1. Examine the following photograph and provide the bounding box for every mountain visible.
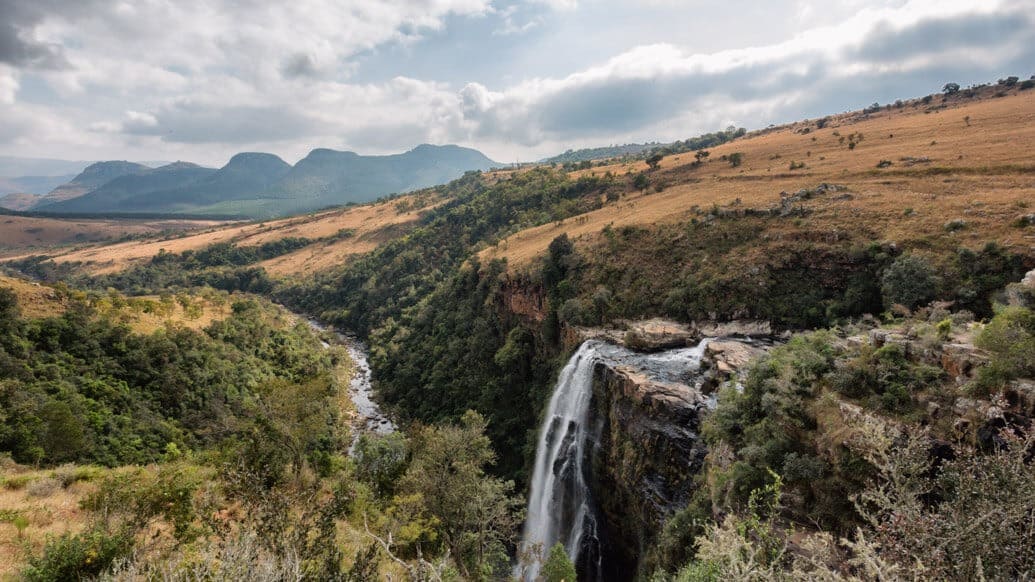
[34,144,499,218]
[250,144,499,216]
[113,152,292,214]
[0,193,40,211]
[31,161,153,208]
[540,143,658,164]
[44,162,216,214]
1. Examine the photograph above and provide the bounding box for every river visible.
[306,318,396,451]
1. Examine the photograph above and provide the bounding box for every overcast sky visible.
[0,0,1032,166]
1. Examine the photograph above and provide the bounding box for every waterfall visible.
[518,338,713,581]
[519,341,603,581]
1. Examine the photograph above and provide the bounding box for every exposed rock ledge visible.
[589,360,709,578]
[565,317,777,352]
[586,336,771,578]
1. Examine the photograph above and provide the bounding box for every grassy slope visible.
[6,191,440,277]
[0,275,230,334]
[481,89,1035,267]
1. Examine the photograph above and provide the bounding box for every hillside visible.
[482,89,1035,268]
[11,190,438,276]
[0,214,225,257]
[31,161,152,208]
[0,193,40,211]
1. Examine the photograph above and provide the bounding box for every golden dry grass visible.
[0,216,225,257]
[0,275,66,318]
[481,90,1035,267]
[0,466,99,581]
[13,193,438,277]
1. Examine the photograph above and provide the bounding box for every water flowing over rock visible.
[518,339,714,581]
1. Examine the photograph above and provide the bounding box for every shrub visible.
[541,543,577,582]
[974,306,1035,389]
[353,432,410,498]
[22,527,134,582]
[26,477,61,498]
[2,474,32,490]
[944,219,967,232]
[881,255,938,310]
[633,173,650,191]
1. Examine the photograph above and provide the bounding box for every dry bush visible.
[26,477,61,498]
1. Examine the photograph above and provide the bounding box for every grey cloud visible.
[464,9,1035,145]
[281,53,320,79]
[121,103,323,144]
[0,21,68,69]
[856,11,1031,62]
[0,0,107,69]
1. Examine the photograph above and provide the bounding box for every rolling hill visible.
[0,175,76,196]
[0,193,41,211]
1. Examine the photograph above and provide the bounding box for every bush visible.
[353,432,409,498]
[26,477,61,498]
[541,543,577,582]
[22,527,134,582]
[881,255,938,310]
[974,306,1035,389]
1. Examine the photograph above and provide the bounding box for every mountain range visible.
[20,145,499,219]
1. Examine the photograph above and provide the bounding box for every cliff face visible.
[588,361,710,577]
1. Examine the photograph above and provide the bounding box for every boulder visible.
[705,340,767,375]
[622,319,699,351]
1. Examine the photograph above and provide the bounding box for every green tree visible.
[633,173,650,191]
[354,432,410,497]
[728,152,743,167]
[646,153,664,170]
[943,82,960,95]
[880,254,938,311]
[541,543,577,582]
[39,400,87,463]
[400,411,523,579]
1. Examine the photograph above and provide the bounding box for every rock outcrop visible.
[583,337,768,578]
[588,361,709,578]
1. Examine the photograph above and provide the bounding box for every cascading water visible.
[519,341,604,581]
[518,339,712,581]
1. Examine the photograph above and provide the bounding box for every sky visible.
[0,0,1032,167]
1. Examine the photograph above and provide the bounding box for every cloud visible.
[116,102,323,144]
[0,0,1031,164]
[0,65,18,104]
[454,1,1035,148]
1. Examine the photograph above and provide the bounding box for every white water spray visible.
[518,339,712,580]
[519,341,603,580]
